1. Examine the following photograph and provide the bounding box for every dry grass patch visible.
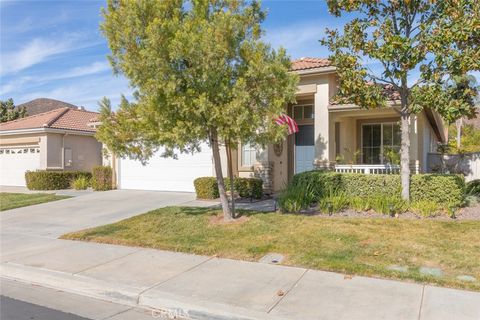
[62,206,480,291]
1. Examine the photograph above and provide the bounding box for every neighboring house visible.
[0,106,102,187]
[115,57,447,193]
[18,98,77,116]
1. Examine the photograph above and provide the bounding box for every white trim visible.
[360,122,400,164]
[293,66,337,75]
[328,101,401,111]
[0,127,96,136]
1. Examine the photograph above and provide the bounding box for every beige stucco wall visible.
[46,133,102,171]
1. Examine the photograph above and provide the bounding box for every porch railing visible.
[334,164,400,174]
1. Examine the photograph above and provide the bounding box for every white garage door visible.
[119,147,213,192]
[0,146,40,186]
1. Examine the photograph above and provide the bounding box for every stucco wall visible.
[43,133,102,171]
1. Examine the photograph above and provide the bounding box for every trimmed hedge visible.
[25,170,92,190]
[290,171,465,207]
[194,177,263,200]
[194,177,219,199]
[91,166,113,191]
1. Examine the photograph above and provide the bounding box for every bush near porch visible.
[194,177,263,200]
[25,170,92,190]
[279,171,465,214]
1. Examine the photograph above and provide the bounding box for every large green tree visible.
[322,0,479,201]
[98,0,298,219]
[1,98,26,122]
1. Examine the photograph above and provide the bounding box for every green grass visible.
[62,206,480,291]
[0,192,70,211]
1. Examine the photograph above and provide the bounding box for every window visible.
[241,142,257,167]
[292,104,314,121]
[362,123,401,164]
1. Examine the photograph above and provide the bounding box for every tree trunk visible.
[456,118,462,150]
[225,139,236,219]
[210,129,233,220]
[400,110,411,201]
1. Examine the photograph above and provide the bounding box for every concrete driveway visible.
[1,190,197,238]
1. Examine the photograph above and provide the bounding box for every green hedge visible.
[194,177,219,199]
[25,170,92,190]
[290,171,465,207]
[193,177,263,200]
[91,166,113,191]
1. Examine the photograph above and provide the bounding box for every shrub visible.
[91,166,113,191]
[231,177,263,199]
[410,174,465,207]
[72,176,90,190]
[25,170,92,190]
[193,177,263,200]
[318,192,349,213]
[368,195,407,215]
[411,200,441,217]
[288,171,464,208]
[194,177,219,199]
[278,179,317,212]
[466,179,480,196]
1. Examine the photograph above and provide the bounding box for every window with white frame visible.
[361,122,401,164]
[241,142,257,167]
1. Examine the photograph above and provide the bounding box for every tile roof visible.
[17,98,77,116]
[291,57,333,71]
[0,107,99,133]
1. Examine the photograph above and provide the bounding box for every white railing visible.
[334,164,401,174]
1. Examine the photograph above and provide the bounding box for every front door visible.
[295,125,315,173]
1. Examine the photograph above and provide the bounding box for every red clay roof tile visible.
[0,107,99,133]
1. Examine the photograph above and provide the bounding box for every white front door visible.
[0,146,41,186]
[119,145,213,192]
[295,125,315,174]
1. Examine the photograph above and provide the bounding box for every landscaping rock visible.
[259,253,285,264]
[387,265,409,273]
[419,267,443,277]
[457,275,477,282]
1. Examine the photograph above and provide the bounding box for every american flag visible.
[275,113,299,135]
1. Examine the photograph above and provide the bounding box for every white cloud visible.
[17,75,132,111]
[0,61,112,95]
[0,35,101,76]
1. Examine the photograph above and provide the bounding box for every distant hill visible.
[18,98,79,116]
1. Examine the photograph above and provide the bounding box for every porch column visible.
[313,80,330,168]
[409,115,420,172]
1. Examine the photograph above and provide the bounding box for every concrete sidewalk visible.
[1,191,479,319]
[2,236,479,320]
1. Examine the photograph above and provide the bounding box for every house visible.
[115,57,447,193]
[18,98,77,116]
[0,106,102,186]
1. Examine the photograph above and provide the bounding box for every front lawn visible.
[0,192,70,211]
[62,206,480,291]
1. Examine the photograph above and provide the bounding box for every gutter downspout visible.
[62,133,68,170]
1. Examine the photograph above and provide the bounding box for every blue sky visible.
[1,0,343,111]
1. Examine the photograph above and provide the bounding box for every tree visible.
[322,0,479,201]
[1,98,26,122]
[98,0,298,220]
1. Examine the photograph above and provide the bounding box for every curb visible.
[0,262,287,320]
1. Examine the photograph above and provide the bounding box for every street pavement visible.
[1,190,479,320]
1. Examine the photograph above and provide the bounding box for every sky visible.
[2,1,475,112]
[0,0,344,111]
